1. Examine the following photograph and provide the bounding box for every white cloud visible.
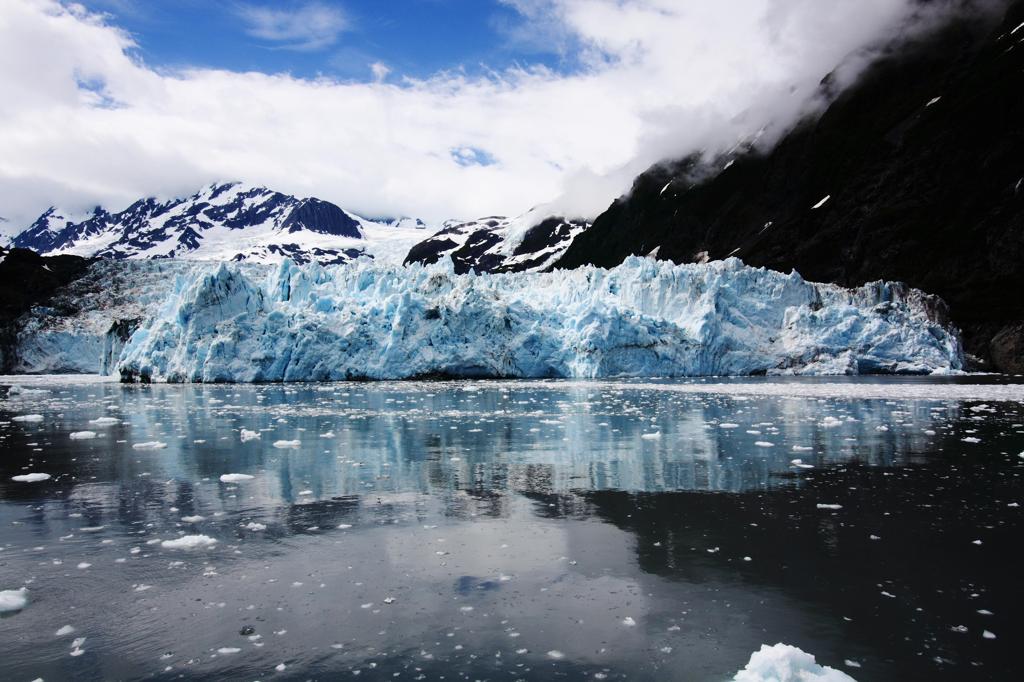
[369,61,391,82]
[0,0,970,228]
[237,1,348,51]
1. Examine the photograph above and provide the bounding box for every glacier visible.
[113,256,963,382]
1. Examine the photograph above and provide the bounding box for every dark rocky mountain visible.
[404,213,589,274]
[0,247,93,372]
[554,1,1024,372]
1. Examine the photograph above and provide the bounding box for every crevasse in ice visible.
[116,256,963,382]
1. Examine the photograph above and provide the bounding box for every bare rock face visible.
[990,323,1024,375]
[0,248,93,372]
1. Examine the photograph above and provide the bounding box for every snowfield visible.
[112,255,962,382]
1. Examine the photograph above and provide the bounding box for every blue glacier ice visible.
[115,256,963,382]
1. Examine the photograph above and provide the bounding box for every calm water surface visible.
[1,377,1022,681]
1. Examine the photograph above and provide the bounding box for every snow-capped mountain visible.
[404,209,590,274]
[9,183,432,266]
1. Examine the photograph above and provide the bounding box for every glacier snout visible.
[116,256,963,382]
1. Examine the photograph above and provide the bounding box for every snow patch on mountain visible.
[115,256,963,382]
[404,208,590,274]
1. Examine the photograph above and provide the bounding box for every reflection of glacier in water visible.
[1,379,976,500]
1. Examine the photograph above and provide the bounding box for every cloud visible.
[237,1,348,51]
[369,61,391,82]
[0,0,980,228]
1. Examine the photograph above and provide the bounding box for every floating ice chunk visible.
[76,562,91,569]
[132,441,167,450]
[70,431,97,440]
[961,437,981,443]
[337,523,353,529]
[242,522,267,531]
[733,643,856,681]
[982,630,996,639]
[220,473,254,483]
[217,647,241,654]
[56,624,76,636]
[622,616,636,626]
[641,432,662,440]
[180,515,205,523]
[811,195,831,210]
[792,445,813,452]
[547,650,565,659]
[12,414,44,423]
[161,535,217,550]
[89,417,120,426]
[12,473,50,482]
[273,439,301,449]
[754,441,774,448]
[817,504,843,510]
[0,588,28,613]
[298,490,313,496]
[820,416,843,428]
[926,96,941,107]
[240,429,261,442]
[276,663,287,671]
[844,660,862,668]
[719,423,740,429]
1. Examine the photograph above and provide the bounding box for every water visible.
[1,377,1022,681]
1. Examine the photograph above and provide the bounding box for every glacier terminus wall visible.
[91,256,966,382]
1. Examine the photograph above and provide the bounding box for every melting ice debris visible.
[56,624,76,636]
[69,431,97,440]
[88,417,120,426]
[242,522,267,531]
[220,473,255,483]
[12,473,50,482]
[160,534,217,549]
[180,515,205,523]
[817,503,843,510]
[116,257,963,381]
[273,439,301,449]
[132,441,167,450]
[732,643,857,681]
[811,195,831,209]
[240,429,261,442]
[622,616,637,627]
[641,432,661,440]
[0,587,29,613]
[12,414,44,423]
[547,650,565,659]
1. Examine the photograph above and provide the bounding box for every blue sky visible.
[80,0,570,81]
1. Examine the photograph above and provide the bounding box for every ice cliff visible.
[114,256,963,382]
